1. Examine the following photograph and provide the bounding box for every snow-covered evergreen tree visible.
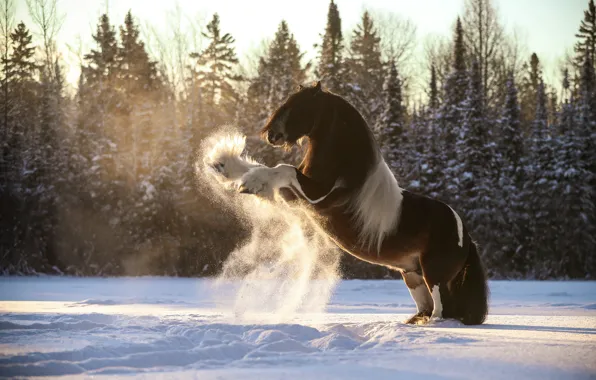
[429,64,439,111]
[436,17,467,202]
[263,21,310,111]
[189,13,241,131]
[345,11,384,125]
[520,53,542,128]
[523,81,560,277]
[375,58,405,177]
[574,0,595,72]
[244,20,309,166]
[455,59,496,268]
[315,0,345,94]
[490,72,528,277]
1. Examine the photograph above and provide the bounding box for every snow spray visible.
[197,128,340,323]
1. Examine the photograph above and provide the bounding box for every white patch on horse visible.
[448,205,464,247]
[350,156,403,256]
[409,284,433,313]
[431,285,443,319]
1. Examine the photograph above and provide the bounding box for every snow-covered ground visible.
[0,277,595,379]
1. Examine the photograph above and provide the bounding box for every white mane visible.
[349,152,403,256]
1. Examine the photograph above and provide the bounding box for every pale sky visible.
[14,0,587,92]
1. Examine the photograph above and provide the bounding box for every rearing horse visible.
[209,81,489,325]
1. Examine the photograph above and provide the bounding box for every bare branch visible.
[0,0,14,63]
[370,10,417,67]
[25,0,65,73]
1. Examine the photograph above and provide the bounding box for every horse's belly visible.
[312,213,420,272]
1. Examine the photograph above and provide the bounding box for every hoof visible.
[405,312,431,325]
[238,186,253,194]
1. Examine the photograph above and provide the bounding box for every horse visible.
[207,81,489,325]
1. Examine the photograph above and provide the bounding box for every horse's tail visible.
[450,240,489,325]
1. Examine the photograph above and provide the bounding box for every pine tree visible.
[1,22,62,273]
[559,68,575,136]
[118,11,160,96]
[421,109,444,200]
[458,59,489,185]
[553,86,595,278]
[315,0,344,94]
[375,58,405,177]
[345,11,384,124]
[4,22,38,83]
[440,18,467,148]
[245,21,310,165]
[84,14,118,85]
[500,72,524,170]
[525,81,559,277]
[456,59,494,265]
[35,59,66,270]
[520,53,543,127]
[436,18,467,201]
[574,0,596,70]
[575,53,596,276]
[429,64,439,110]
[74,14,127,273]
[4,21,39,183]
[116,11,163,181]
[493,72,527,277]
[264,20,310,109]
[578,54,596,127]
[189,13,241,131]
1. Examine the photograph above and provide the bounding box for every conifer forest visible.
[0,0,594,279]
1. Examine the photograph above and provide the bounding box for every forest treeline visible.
[0,0,594,279]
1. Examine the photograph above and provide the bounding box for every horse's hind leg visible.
[402,271,433,324]
[420,246,468,322]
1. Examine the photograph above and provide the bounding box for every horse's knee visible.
[403,271,433,315]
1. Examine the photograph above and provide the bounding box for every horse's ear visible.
[314,80,322,94]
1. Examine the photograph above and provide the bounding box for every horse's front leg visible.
[237,164,296,200]
[238,164,340,204]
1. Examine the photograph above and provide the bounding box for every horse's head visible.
[261,81,323,147]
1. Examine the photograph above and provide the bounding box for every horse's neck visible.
[301,95,377,189]
[300,99,340,185]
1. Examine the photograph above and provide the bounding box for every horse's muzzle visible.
[267,130,284,145]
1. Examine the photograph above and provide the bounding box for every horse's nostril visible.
[267,130,283,144]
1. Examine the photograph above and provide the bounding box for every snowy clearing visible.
[0,277,595,379]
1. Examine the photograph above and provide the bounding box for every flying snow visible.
[197,128,341,322]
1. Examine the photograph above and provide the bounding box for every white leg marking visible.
[431,285,443,319]
[238,165,294,198]
[409,284,432,313]
[448,205,463,247]
[239,164,342,204]
[203,133,261,182]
